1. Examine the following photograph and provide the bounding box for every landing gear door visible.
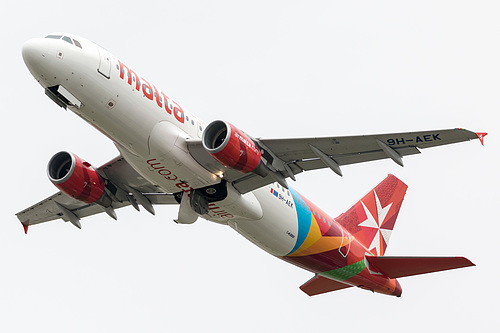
[97,47,111,79]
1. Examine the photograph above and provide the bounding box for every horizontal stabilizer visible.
[300,275,352,296]
[366,256,475,279]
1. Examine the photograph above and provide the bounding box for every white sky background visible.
[1,1,498,332]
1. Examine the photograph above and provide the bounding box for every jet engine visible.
[47,151,109,205]
[202,120,266,175]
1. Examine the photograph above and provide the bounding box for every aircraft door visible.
[97,47,111,79]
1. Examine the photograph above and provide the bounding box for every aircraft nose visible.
[22,38,43,68]
[22,38,53,80]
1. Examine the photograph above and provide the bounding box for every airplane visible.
[17,33,487,297]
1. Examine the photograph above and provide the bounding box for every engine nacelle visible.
[47,151,106,204]
[202,120,263,174]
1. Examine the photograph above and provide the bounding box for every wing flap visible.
[300,274,352,296]
[296,146,420,171]
[366,256,475,279]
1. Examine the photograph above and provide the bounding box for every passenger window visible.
[62,36,73,45]
[45,35,62,39]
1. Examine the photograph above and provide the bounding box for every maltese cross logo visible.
[358,191,393,256]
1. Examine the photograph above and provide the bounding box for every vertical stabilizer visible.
[335,174,408,256]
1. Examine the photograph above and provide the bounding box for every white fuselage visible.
[22,33,301,257]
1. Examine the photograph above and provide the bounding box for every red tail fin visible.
[335,174,408,256]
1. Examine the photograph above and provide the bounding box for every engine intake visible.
[48,151,106,204]
[202,120,264,174]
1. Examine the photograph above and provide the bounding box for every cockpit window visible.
[44,34,83,49]
[62,36,73,45]
[73,39,82,48]
[45,35,63,39]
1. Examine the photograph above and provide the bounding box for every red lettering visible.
[118,60,140,91]
[173,103,185,124]
[147,159,177,181]
[164,174,178,181]
[158,169,172,176]
[141,78,154,101]
[152,84,162,108]
[161,92,172,114]
[117,60,186,125]
[147,159,163,169]
[176,182,190,189]
[206,204,234,219]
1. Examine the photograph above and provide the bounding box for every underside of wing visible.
[260,128,480,162]
[16,156,178,232]
[187,128,483,194]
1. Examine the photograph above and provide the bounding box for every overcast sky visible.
[2,1,498,332]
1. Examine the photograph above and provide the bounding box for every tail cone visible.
[392,280,402,297]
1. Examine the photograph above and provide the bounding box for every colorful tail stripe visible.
[287,188,351,257]
[287,188,313,255]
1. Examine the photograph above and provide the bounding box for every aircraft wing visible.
[16,156,178,232]
[187,128,485,193]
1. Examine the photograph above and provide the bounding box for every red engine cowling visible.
[202,120,262,173]
[47,151,106,203]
